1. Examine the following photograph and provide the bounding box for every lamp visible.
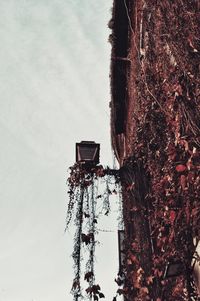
[164,260,185,278]
[76,141,100,166]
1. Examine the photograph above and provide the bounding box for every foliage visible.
[66,164,120,301]
[110,0,200,300]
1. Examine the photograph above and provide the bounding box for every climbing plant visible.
[66,163,121,301]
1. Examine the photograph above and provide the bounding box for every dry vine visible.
[66,164,121,301]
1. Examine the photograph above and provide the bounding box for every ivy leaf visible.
[185,204,190,224]
[140,286,149,294]
[180,174,186,190]
[153,268,163,278]
[130,206,138,212]
[129,254,139,264]
[84,271,94,282]
[68,189,74,195]
[81,233,91,245]
[88,232,94,241]
[86,287,92,294]
[72,280,80,290]
[176,164,186,172]
[95,284,101,291]
[84,212,90,218]
[126,182,135,191]
[170,210,176,224]
[146,275,154,285]
[115,277,124,286]
[98,292,105,298]
[117,289,125,295]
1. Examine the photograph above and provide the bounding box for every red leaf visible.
[129,254,139,264]
[176,164,186,172]
[180,174,186,190]
[170,210,176,224]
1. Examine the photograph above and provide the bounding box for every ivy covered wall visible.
[110,0,200,300]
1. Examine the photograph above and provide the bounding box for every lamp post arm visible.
[103,168,120,177]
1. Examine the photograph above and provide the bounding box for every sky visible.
[0,1,121,300]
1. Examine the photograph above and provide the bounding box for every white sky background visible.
[0,1,121,300]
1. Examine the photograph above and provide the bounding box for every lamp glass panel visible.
[165,261,184,278]
[78,145,97,161]
[167,263,182,276]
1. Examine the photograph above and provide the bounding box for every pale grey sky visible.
[0,1,120,300]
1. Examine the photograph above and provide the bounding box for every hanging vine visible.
[71,185,84,301]
[66,163,120,301]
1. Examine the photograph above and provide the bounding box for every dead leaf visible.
[146,275,154,285]
[140,286,149,294]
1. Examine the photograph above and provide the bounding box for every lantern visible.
[164,260,185,278]
[76,141,100,166]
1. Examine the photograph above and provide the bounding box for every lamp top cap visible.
[80,141,96,144]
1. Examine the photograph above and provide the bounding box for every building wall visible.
[110,0,200,299]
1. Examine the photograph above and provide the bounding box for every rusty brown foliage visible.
[110,0,200,300]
